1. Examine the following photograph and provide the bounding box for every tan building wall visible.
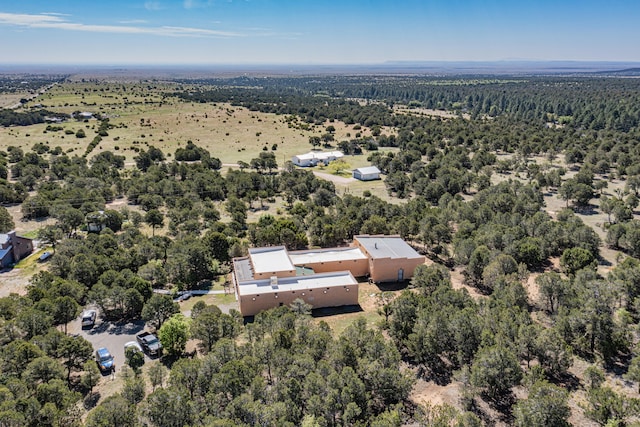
[299,258,369,278]
[253,269,297,280]
[238,283,359,317]
[368,257,424,283]
[352,238,425,283]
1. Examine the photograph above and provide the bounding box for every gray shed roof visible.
[355,235,423,260]
[353,166,381,175]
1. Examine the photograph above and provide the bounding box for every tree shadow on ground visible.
[83,392,100,410]
[417,363,452,386]
[87,319,145,336]
[482,392,516,425]
[311,304,363,318]
[375,281,410,292]
[554,371,582,392]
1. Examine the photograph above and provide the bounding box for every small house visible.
[292,152,318,167]
[292,151,344,167]
[0,231,33,268]
[352,166,381,181]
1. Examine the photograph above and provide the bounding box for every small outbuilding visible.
[0,231,33,268]
[352,166,381,181]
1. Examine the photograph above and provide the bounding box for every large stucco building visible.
[232,235,425,316]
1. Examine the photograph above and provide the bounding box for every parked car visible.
[38,251,52,262]
[81,310,97,328]
[175,291,193,302]
[124,341,143,355]
[136,331,162,356]
[95,347,115,373]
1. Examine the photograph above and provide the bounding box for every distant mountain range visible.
[1,61,640,77]
[590,67,640,76]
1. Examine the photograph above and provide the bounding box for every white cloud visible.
[119,19,149,24]
[183,0,215,10]
[161,26,242,37]
[144,2,164,11]
[0,12,243,37]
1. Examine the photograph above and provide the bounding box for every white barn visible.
[353,166,381,181]
[292,151,344,167]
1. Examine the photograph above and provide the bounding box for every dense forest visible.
[0,74,640,425]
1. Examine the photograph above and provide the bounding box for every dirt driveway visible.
[312,171,356,184]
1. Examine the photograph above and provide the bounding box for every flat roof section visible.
[289,247,367,265]
[237,270,357,296]
[355,235,423,259]
[248,246,295,275]
[232,257,254,282]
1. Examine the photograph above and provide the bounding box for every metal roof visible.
[353,166,381,175]
[237,270,357,296]
[249,246,295,274]
[355,235,423,260]
[232,257,254,282]
[0,248,11,260]
[289,247,367,265]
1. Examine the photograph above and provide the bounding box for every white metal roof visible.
[293,151,344,161]
[353,166,381,175]
[293,152,317,160]
[248,246,295,274]
[237,270,357,296]
[289,247,367,265]
[315,151,344,160]
[355,235,423,260]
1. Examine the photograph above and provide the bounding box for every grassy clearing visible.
[313,280,385,336]
[14,247,50,271]
[178,292,238,313]
[3,82,387,167]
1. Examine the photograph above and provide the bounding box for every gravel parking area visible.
[68,317,149,374]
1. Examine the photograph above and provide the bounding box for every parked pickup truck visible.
[136,331,162,356]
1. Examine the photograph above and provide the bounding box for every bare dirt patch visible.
[394,105,470,120]
[0,268,32,298]
[450,266,485,300]
[410,374,462,408]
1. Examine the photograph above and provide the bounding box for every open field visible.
[1,81,388,166]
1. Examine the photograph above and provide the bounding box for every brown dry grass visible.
[1,82,390,167]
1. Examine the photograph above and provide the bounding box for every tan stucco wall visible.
[300,258,369,278]
[238,283,359,317]
[369,257,425,283]
[253,269,297,280]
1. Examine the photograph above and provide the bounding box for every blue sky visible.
[0,0,638,65]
